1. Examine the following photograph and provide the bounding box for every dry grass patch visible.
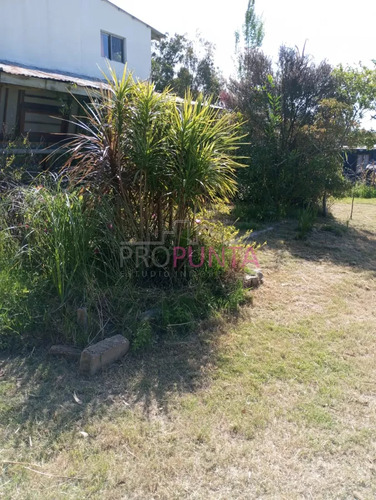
[1,200,376,499]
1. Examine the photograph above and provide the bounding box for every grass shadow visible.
[0,317,229,458]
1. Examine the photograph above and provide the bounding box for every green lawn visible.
[1,199,376,499]
[337,197,376,205]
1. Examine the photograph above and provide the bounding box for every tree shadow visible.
[0,318,227,457]
[249,216,376,274]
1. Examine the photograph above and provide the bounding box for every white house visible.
[0,0,163,146]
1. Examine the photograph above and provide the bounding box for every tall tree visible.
[151,33,223,99]
[333,63,376,135]
[235,0,264,76]
[243,0,264,49]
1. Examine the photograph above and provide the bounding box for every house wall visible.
[0,0,152,81]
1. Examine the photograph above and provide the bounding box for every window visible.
[101,32,125,63]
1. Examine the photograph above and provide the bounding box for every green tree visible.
[333,63,376,147]
[243,0,264,49]
[235,0,264,77]
[151,33,223,99]
[228,46,354,217]
[334,63,376,121]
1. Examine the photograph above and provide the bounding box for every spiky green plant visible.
[62,67,245,246]
[170,91,244,238]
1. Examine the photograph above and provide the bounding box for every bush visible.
[229,47,350,218]
[63,68,244,247]
[350,182,376,198]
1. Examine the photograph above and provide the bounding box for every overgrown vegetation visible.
[350,181,376,198]
[226,47,357,219]
[150,3,376,224]
[296,205,317,240]
[0,71,252,349]
[0,136,41,191]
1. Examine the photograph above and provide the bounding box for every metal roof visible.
[0,63,222,109]
[0,62,104,88]
[0,62,108,95]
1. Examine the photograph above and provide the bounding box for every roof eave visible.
[151,28,165,41]
[103,0,164,41]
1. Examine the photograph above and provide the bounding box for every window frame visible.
[100,31,126,64]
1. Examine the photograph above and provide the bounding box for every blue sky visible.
[114,0,376,78]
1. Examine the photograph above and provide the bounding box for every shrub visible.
[63,67,245,246]
[229,48,351,218]
[351,182,376,199]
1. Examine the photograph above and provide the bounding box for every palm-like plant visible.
[126,81,174,240]
[62,68,245,245]
[170,92,244,230]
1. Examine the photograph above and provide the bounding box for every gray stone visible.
[244,274,259,288]
[140,308,160,321]
[255,269,264,281]
[49,345,81,359]
[80,335,130,375]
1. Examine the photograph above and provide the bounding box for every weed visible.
[132,320,153,350]
[296,206,317,239]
